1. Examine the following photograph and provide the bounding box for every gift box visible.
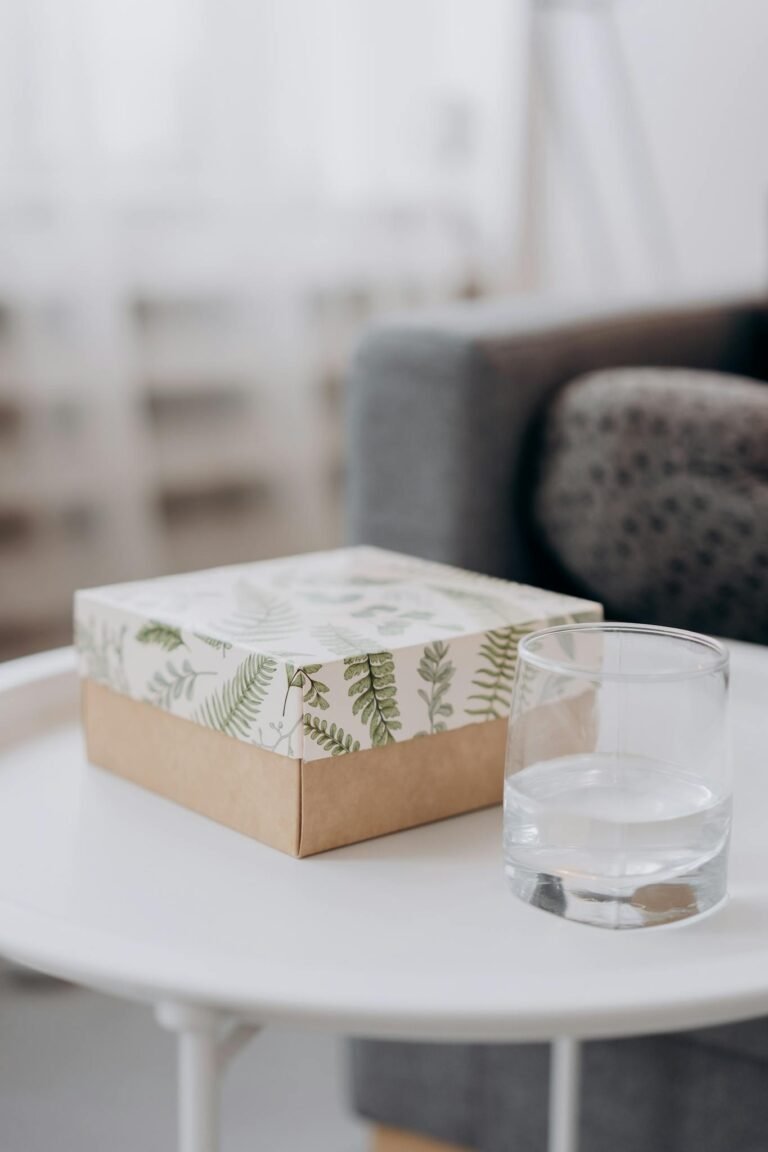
[75,547,601,856]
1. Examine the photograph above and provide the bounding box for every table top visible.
[0,644,766,1043]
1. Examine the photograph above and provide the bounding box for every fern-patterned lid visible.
[75,546,601,761]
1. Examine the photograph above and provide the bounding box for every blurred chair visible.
[346,292,768,1152]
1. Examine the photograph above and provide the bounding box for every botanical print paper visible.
[75,546,601,761]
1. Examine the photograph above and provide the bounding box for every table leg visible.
[157,1002,222,1152]
[156,1002,260,1152]
[549,1037,581,1152]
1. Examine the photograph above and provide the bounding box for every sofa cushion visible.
[533,367,768,642]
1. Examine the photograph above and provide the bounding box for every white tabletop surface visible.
[0,644,766,1044]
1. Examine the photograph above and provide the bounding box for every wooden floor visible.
[374,1125,470,1152]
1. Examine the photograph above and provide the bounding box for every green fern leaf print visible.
[196,654,278,739]
[310,623,377,657]
[303,716,361,756]
[147,659,213,710]
[282,663,330,715]
[193,633,232,655]
[343,651,401,746]
[416,640,455,734]
[136,621,187,652]
[465,625,530,721]
[76,618,129,693]
[350,603,398,618]
[222,584,298,642]
[427,583,521,625]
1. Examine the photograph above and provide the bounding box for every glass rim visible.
[518,622,729,683]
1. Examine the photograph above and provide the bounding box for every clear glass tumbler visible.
[504,623,731,929]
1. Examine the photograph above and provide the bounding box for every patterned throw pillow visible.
[533,367,768,643]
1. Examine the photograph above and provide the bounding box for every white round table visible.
[0,644,766,1152]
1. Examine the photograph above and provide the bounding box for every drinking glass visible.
[504,623,731,929]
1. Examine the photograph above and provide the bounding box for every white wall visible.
[533,0,768,297]
[3,0,764,298]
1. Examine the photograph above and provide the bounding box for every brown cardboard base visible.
[299,714,506,856]
[83,679,302,854]
[82,680,506,857]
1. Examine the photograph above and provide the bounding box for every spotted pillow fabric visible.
[533,367,768,643]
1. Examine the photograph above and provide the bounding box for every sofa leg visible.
[373,1124,472,1152]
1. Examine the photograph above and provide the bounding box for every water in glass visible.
[504,752,731,928]
[503,624,732,929]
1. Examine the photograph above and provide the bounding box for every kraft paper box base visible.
[76,547,602,857]
[83,679,507,857]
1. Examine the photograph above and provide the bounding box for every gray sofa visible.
[346,293,768,1151]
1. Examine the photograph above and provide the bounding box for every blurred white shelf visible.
[0,540,108,621]
[0,199,485,659]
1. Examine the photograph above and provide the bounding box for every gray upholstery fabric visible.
[351,1030,768,1152]
[581,1033,768,1152]
[349,1040,549,1150]
[534,367,768,643]
[347,294,765,584]
[345,294,768,1152]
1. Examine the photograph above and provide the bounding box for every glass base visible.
[505,842,729,929]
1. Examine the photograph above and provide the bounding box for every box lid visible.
[75,546,601,761]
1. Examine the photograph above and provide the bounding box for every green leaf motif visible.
[310,623,377,657]
[223,585,299,642]
[303,591,363,605]
[466,625,531,721]
[376,608,434,637]
[147,659,213,710]
[136,621,187,652]
[427,583,520,626]
[556,628,576,660]
[194,633,232,656]
[416,640,455,735]
[528,611,598,706]
[345,576,400,587]
[516,659,538,710]
[196,654,278,739]
[76,617,129,694]
[376,619,410,637]
[270,650,323,661]
[343,651,401,746]
[350,603,398,618]
[283,662,330,715]
[304,716,361,756]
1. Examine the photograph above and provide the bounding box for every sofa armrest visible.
[346,293,765,582]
